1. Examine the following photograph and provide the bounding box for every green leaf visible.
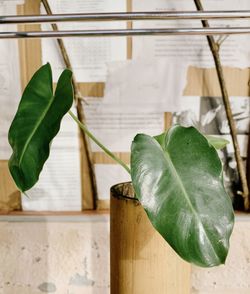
[8,63,73,192]
[131,125,234,267]
[206,135,230,150]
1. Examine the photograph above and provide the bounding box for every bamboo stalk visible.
[41,0,98,209]
[194,0,249,210]
[110,182,191,294]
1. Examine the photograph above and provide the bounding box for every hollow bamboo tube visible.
[110,182,191,294]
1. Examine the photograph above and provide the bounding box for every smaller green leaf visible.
[206,135,230,150]
[8,63,73,192]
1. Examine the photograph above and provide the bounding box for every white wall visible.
[0,216,110,294]
[0,216,249,294]
[192,217,250,294]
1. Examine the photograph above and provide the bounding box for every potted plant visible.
[7,63,234,292]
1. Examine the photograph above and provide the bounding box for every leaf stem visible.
[68,110,131,175]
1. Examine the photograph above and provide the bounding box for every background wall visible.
[0,216,249,294]
[0,216,110,294]
[192,217,250,294]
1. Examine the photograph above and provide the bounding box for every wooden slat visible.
[164,112,173,130]
[53,83,105,98]
[0,161,21,212]
[126,0,133,60]
[0,0,43,213]
[97,200,110,210]
[80,133,95,209]
[184,66,250,97]
[75,83,105,98]
[93,152,130,165]
[17,0,42,91]
[0,209,109,216]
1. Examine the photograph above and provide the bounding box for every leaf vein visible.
[163,150,220,263]
[18,94,54,167]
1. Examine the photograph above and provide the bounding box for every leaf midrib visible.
[163,148,220,263]
[19,94,54,167]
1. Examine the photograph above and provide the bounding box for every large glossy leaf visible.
[131,125,234,267]
[8,63,73,192]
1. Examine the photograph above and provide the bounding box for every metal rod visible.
[1,11,250,24]
[1,27,250,39]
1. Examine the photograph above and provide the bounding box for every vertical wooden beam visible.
[0,0,41,211]
[81,136,95,210]
[17,0,42,91]
[164,112,173,130]
[0,161,21,212]
[126,0,132,60]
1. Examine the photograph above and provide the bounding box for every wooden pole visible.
[110,182,191,294]
[193,0,249,210]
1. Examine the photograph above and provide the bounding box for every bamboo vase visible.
[110,182,191,294]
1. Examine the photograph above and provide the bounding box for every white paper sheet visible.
[22,110,82,211]
[0,3,22,159]
[41,0,127,82]
[84,97,164,152]
[102,59,188,113]
[133,0,250,68]
[95,164,130,200]
[1,0,24,4]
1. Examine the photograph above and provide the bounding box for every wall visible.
[0,216,250,294]
[0,216,109,294]
[192,216,250,294]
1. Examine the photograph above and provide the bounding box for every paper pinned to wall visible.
[102,59,188,113]
[84,97,164,152]
[41,0,127,82]
[95,164,130,200]
[22,110,82,211]
[1,0,24,4]
[133,0,250,68]
[84,91,166,199]
[0,3,22,160]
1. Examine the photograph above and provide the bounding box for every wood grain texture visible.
[126,0,132,60]
[93,152,130,164]
[79,133,95,209]
[184,66,250,97]
[17,0,42,92]
[164,112,173,130]
[97,199,110,210]
[0,161,21,212]
[110,182,191,294]
[0,0,41,213]
[0,209,108,216]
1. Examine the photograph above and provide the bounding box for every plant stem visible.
[41,0,98,209]
[68,110,131,175]
[194,0,249,210]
